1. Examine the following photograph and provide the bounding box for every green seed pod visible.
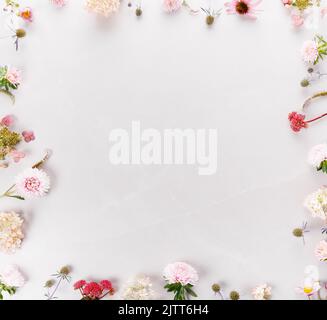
[206,15,215,26]
[230,291,240,300]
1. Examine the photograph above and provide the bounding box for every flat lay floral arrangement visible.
[1,0,327,301]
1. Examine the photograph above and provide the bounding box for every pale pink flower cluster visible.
[0,265,25,288]
[163,0,183,13]
[301,40,319,64]
[163,262,198,286]
[51,0,66,7]
[252,283,272,300]
[315,240,327,262]
[304,187,327,220]
[15,168,50,199]
[85,0,120,17]
[308,144,327,168]
[0,212,24,253]
[5,67,22,86]
[121,276,155,300]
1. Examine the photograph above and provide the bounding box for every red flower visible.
[82,282,103,299]
[100,280,112,291]
[74,280,86,290]
[288,111,307,132]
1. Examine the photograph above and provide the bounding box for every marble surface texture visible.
[1,0,327,300]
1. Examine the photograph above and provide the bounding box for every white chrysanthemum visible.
[0,212,24,253]
[85,0,120,17]
[0,265,25,288]
[121,276,155,300]
[252,284,272,300]
[304,187,327,220]
[15,168,50,199]
[163,262,199,286]
[308,144,327,168]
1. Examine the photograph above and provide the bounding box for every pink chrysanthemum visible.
[15,168,50,199]
[225,0,262,19]
[163,0,183,13]
[163,262,199,286]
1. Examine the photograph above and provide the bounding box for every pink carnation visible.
[163,262,199,286]
[15,168,50,199]
[163,0,183,13]
[288,112,307,132]
[308,144,327,168]
[315,240,327,262]
[0,265,25,288]
[5,68,22,86]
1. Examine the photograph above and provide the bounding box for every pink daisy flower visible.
[15,168,50,199]
[225,0,262,19]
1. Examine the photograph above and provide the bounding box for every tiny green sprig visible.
[164,283,197,300]
[314,35,327,65]
[0,282,16,300]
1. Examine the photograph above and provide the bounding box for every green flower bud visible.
[230,291,240,300]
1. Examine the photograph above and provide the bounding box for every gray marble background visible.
[1,0,327,300]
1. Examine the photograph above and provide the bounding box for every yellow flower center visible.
[303,287,313,294]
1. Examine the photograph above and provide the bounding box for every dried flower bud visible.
[59,266,70,275]
[206,15,215,25]
[307,68,314,73]
[16,29,26,38]
[230,291,240,300]
[293,228,303,237]
[301,79,310,87]
[135,8,142,16]
[44,280,55,288]
[212,283,221,293]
